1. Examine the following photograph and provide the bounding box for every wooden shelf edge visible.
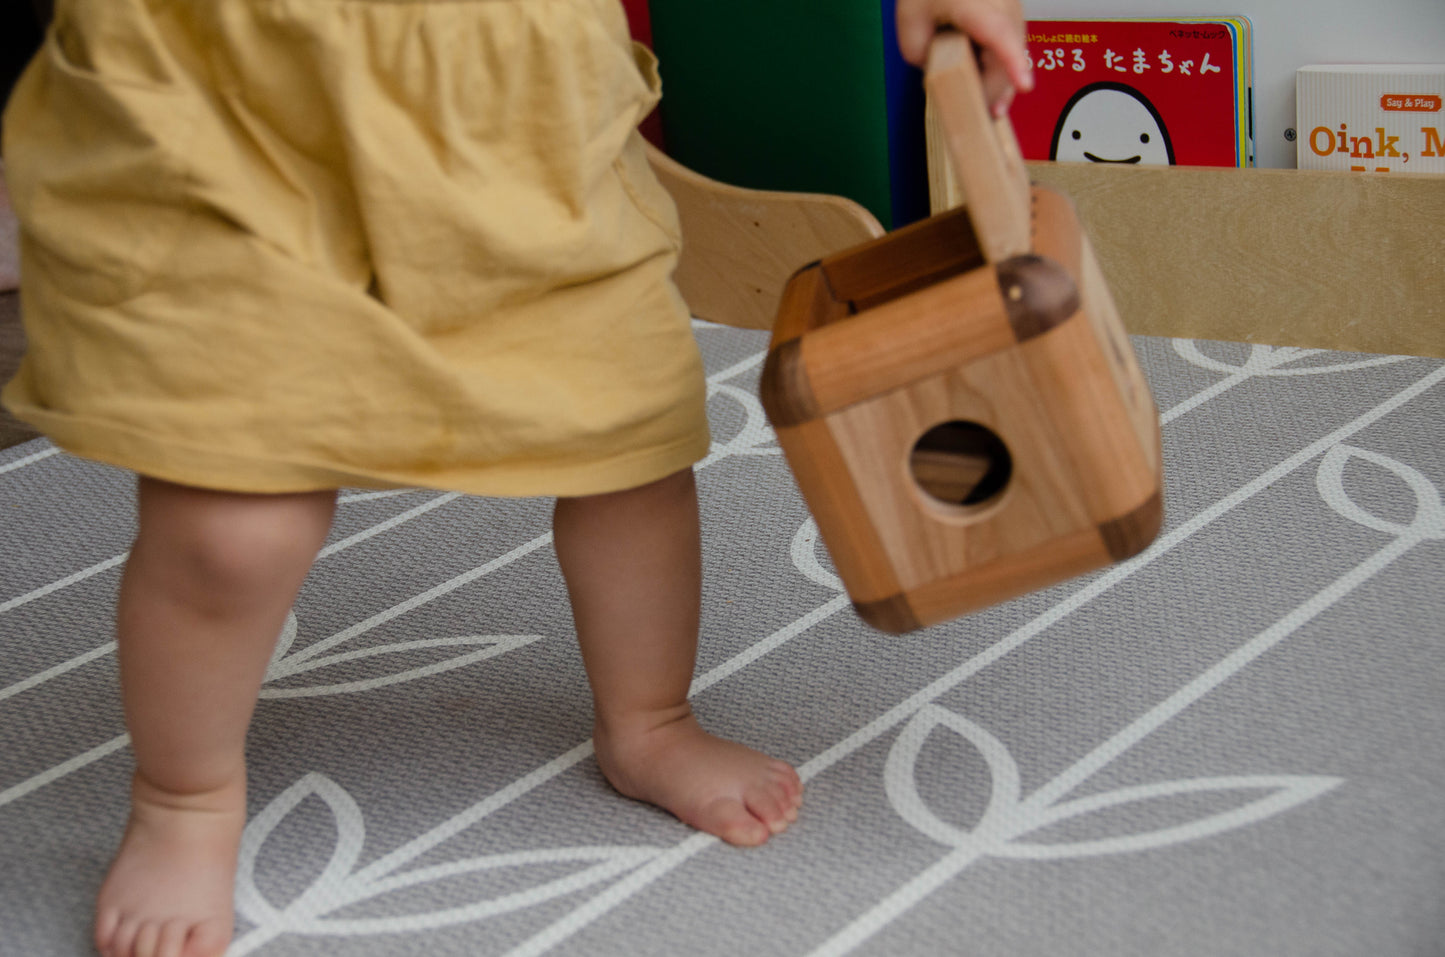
[929,129,1444,357]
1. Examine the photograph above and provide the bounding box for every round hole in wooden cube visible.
[909,421,1012,508]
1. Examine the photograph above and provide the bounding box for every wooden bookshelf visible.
[927,108,1445,358]
[1026,163,1442,358]
[658,135,1443,360]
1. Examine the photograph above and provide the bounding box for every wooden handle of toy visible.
[925,32,1032,261]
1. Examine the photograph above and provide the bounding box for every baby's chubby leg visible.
[96,478,335,957]
[553,469,802,846]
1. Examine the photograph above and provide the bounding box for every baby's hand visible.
[895,0,1034,115]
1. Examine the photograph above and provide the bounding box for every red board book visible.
[1012,19,1249,168]
[619,0,653,46]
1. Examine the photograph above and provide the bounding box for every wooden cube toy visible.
[759,37,1164,633]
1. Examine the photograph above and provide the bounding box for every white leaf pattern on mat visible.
[819,447,1445,955]
[264,611,302,675]
[883,705,1019,851]
[234,773,662,946]
[996,776,1342,859]
[510,366,1445,957]
[236,773,367,932]
[882,706,1340,859]
[699,381,782,468]
[298,846,661,936]
[261,610,541,699]
[5,326,1442,956]
[1173,340,1410,377]
[1163,341,1412,425]
[1317,445,1445,542]
[791,518,844,593]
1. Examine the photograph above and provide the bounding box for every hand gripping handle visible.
[925,33,1033,262]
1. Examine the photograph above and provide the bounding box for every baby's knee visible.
[132,480,333,601]
[177,522,313,592]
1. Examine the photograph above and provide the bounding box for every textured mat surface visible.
[2,324,1443,956]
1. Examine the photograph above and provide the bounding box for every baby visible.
[0,0,1030,955]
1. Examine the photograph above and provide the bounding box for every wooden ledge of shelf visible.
[653,134,1442,358]
[943,159,1444,359]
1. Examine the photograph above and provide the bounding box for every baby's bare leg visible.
[553,468,802,846]
[95,478,335,957]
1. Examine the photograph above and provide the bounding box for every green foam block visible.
[650,0,913,229]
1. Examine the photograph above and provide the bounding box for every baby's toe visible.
[746,785,798,834]
[772,763,804,803]
[705,797,773,846]
[133,919,162,957]
[95,907,122,956]
[154,919,190,957]
[106,914,141,957]
[181,918,233,957]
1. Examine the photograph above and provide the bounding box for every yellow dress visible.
[1,0,711,497]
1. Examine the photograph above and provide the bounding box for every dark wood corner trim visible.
[1098,489,1165,562]
[853,595,922,635]
[995,254,1081,342]
[758,338,818,429]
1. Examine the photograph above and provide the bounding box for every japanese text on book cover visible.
[1012,19,1251,168]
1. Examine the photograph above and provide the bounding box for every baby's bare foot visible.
[94,773,244,957]
[594,712,803,846]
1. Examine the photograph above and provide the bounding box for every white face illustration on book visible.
[1053,88,1173,165]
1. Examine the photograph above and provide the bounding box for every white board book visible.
[1296,64,1445,173]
